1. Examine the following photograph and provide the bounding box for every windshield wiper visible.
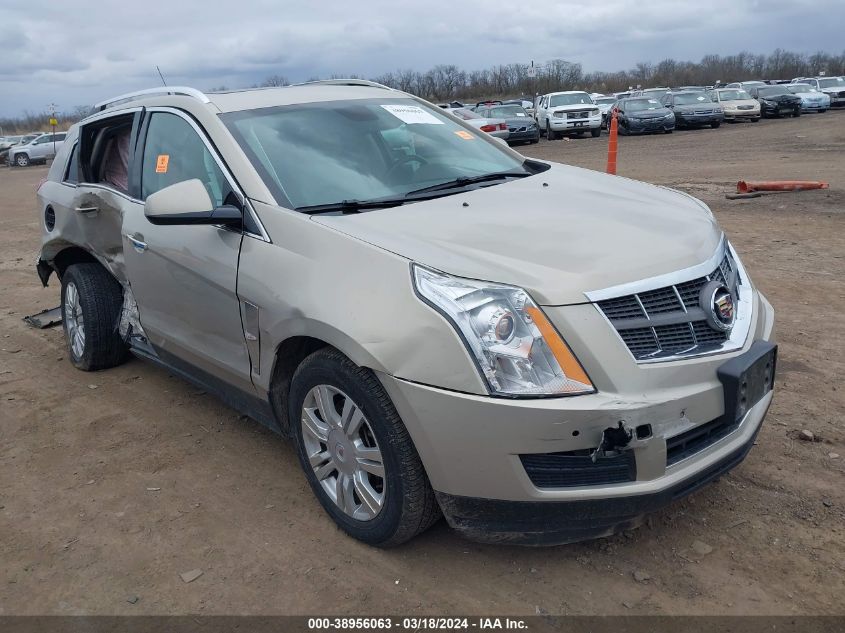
[404,170,532,196]
[297,198,410,215]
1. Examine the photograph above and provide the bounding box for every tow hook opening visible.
[591,421,634,462]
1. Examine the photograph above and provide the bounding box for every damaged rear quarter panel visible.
[38,182,128,283]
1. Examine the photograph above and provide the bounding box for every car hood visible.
[721,99,760,108]
[628,109,672,118]
[791,91,827,99]
[549,103,597,114]
[759,94,800,102]
[312,163,721,305]
[504,116,536,126]
[673,104,717,112]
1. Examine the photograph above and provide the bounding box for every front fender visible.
[240,201,487,399]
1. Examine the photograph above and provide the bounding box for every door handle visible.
[124,233,147,252]
[75,205,99,214]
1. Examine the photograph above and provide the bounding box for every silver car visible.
[444,107,510,140]
[9,132,67,167]
[36,82,776,546]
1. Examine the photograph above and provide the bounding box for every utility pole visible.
[48,103,58,159]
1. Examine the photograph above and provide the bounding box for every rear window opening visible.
[78,113,136,194]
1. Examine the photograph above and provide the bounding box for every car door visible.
[121,108,254,393]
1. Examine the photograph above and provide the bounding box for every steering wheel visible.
[385,154,429,177]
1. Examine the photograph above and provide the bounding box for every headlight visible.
[412,265,595,397]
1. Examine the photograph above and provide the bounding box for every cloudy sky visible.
[1,0,842,117]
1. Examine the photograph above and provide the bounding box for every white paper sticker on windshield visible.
[647,99,659,104]
[381,104,443,125]
[515,112,526,116]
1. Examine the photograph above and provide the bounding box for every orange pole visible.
[737,180,829,193]
[606,110,618,175]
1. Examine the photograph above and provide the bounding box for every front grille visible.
[566,109,597,119]
[520,450,636,488]
[666,416,740,466]
[596,250,739,361]
[693,109,714,114]
[738,105,754,110]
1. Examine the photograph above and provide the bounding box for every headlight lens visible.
[412,265,595,396]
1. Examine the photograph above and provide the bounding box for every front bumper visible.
[548,116,601,132]
[624,118,674,133]
[800,102,828,112]
[507,128,540,143]
[675,113,724,126]
[435,397,767,545]
[761,102,799,116]
[723,109,759,120]
[378,288,775,544]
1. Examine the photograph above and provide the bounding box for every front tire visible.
[590,128,601,138]
[546,122,556,141]
[14,153,30,167]
[61,263,128,371]
[711,122,721,128]
[289,348,440,546]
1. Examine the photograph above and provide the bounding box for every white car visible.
[790,77,845,107]
[785,83,830,113]
[535,91,601,139]
[8,132,67,167]
[592,95,618,128]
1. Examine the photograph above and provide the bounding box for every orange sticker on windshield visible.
[155,154,170,173]
[454,130,474,140]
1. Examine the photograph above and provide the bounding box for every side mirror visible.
[144,179,242,227]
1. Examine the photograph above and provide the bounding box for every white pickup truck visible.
[535,91,602,139]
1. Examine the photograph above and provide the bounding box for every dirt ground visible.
[1,112,843,617]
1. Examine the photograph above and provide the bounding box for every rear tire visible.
[289,348,440,547]
[61,263,128,371]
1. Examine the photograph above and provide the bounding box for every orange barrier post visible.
[606,110,618,175]
[737,180,829,193]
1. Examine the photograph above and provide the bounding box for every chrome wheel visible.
[300,385,386,521]
[64,281,85,359]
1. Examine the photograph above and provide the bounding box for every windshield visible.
[673,92,710,105]
[221,98,528,210]
[718,89,751,100]
[786,84,812,93]
[758,87,788,97]
[549,93,592,107]
[818,77,845,89]
[625,98,663,112]
[486,105,528,118]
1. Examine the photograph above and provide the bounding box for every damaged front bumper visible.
[377,330,775,545]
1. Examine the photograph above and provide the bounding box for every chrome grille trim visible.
[586,237,754,363]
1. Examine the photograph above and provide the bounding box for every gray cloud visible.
[0,0,843,116]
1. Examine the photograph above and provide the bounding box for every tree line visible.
[3,48,843,134]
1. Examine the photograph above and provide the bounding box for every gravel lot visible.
[0,112,843,616]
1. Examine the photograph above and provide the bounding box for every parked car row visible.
[0,132,41,164]
[3,131,67,166]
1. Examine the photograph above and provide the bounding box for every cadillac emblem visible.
[700,281,736,332]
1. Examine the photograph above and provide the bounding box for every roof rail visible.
[295,79,394,91]
[94,86,210,111]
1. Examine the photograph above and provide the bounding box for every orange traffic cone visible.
[606,110,618,175]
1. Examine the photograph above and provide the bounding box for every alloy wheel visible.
[300,385,386,521]
[64,281,86,359]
